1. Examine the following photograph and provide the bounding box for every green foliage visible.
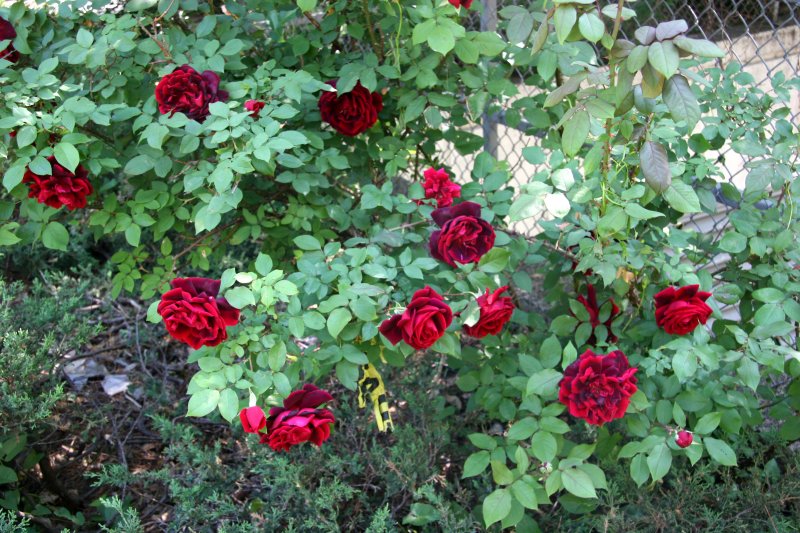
[0,0,799,529]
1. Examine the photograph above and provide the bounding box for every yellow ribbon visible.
[357,363,394,432]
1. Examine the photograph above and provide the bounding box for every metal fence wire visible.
[440,0,800,237]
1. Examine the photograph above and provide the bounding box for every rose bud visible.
[244,99,265,118]
[240,406,267,434]
[675,430,693,448]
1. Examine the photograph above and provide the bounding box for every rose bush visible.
[1,0,799,529]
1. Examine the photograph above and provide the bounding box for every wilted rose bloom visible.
[416,167,461,208]
[379,286,453,350]
[675,430,693,448]
[244,99,265,118]
[318,80,383,136]
[240,406,267,434]
[576,284,621,344]
[157,277,240,349]
[263,384,335,452]
[155,65,228,122]
[0,16,18,63]
[23,156,93,210]
[654,284,712,335]
[429,201,495,267]
[463,286,515,338]
[559,349,638,426]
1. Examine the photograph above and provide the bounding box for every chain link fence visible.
[441,0,800,237]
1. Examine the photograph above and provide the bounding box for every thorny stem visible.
[361,0,385,61]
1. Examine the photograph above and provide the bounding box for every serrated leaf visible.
[648,41,680,79]
[647,443,672,481]
[217,389,239,421]
[663,74,700,131]
[483,489,512,527]
[327,308,352,339]
[664,181,701,213]
[655,19,688,41]
[704,437,737,466]
[42,221,69,251]
[562,109,590,157]
[553,5,577,44]
[54,142,80,173]
[673,36,725,58]
[578,13,605,43]
[187,389,220,417]
[561,467,597,499]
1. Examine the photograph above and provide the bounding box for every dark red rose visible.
[0,16,18,63]
[558,349,638,426]
[576,284,621,344]
[654,284,712,335]
[675,430,693,448]
[463,286,515,338]
[449,0,474,8]
[429,201,496,267]
[240,406,267,434]
[23,156,93,210]
[318,80,383,137]
[157,277,240,349]
[415,167,461,208]
[244,99,265,118]
[262,384,335,452]
[379,286,453,350]
[155,65,228,122]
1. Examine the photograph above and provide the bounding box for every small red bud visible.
[675,430,693,448]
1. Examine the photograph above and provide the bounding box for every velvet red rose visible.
[155,65,228,122]
[654,284,712,335]
[379,286,453,350]
[416,167,461,208]
[429,201,496,267]
[240,406,267,434]
[23,156,93,210]
[263,384,335,452]
[449,0,474,8]
[559,349,638,426]
[157,277,240,349]
[244,99,265,118]
[463,286,515,338]
[0,16,18,63]
[576,284,621,344]
[318,80,383,136]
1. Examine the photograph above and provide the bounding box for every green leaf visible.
[507,417,538,441]
[327,308,352,339]
[187,389,220,417]
[553,6,577,44]
[561,467,597,499]
[752,288,784,303]
[562,109,590,156]
[694,412,721,435]
[297,0,317,11]
[704,437,737,466]
[468,433,497,451]
[640,141,671,193]
[625,203,664,220]
[0,465,18,484]
[293,235,321,250]
[510,479,538,509]
[664,181,701,213]
[463,450,491,478]
[630,453,649,486]
[42,221,69,251]
[54,142,80,173]
[526,369,562,397]
[530,431,558,462]
[483,489,512,527]
[663,74,700,131]
[478,247,510,273]
[646,443,672,482]
[627,45,649,73]
[225,286,256,309]
[648,41,680,79]
[672,351,697,382]
[428,27,455,56]
[217,389,239,422]
[578,13,605,43]
[125,224,141,247]
[719,231,747,253]
[673,36,725,58]
[491,460,514,485]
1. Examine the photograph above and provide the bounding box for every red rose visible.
[558,349,638,426]
[576,284,621,344]
[0,16,18,63]
[263,384,335,452]
[244,99,265,118]
[416,168,461,208]
[429,201,496,267]
[23,156,93,210]
[463,286,515,338]
[449,0,474,8]
[318,80,383,137]
[654,284,712,335]
[155,65,228,122]
[240,406,267,434]
[675,430,693,448]
[379,286,453,350]
[157,277,240,349]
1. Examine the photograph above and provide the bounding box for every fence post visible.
[481,0,499,158]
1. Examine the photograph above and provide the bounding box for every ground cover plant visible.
[1,0,799,530]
